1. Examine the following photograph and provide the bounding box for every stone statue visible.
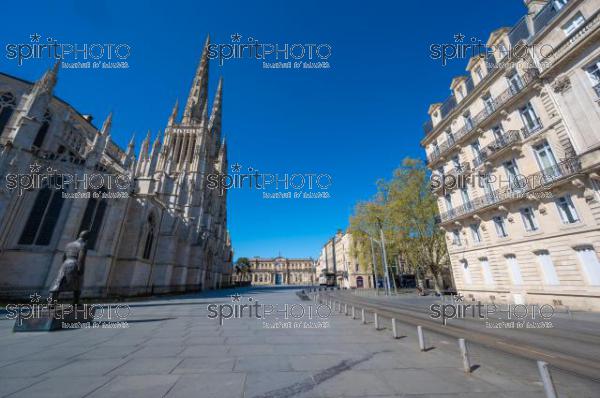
[49,230,89,304]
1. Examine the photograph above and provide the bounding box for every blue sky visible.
[2,0,526,259]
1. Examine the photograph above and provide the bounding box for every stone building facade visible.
[422,0,600,310]
[317,230,373,288]
[248,257,315,285]
[0,37,233,299]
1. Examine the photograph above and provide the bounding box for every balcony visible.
[472,130,522,168]
[438,157,582,223]
[594,83,600,99]
[427,69,539,165]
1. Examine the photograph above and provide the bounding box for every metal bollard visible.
[361,308,366,324]
[374,313,381,330]
[458,338,472,373]
[537,361,557,398]
[344,303,348,316]
[417,326,426,351]
[392,318,399,339]
[339,302,343,313]
[352,306,356,319]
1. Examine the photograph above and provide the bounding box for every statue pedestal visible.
[13,304,96,332]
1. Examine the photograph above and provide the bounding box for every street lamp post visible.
[369,237,381,295]
[377,219,392,295]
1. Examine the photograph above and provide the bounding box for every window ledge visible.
[523,230,544,237]
[559,222,585,231]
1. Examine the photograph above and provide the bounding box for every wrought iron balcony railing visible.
[472,130,522,168]
[594,83,600,98]
[438,157,582,223]
[427,69,539,165]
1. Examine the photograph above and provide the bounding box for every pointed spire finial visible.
[168,99,179,125]
[32,60,60,95]
[152,129,162,149]
[128,132,135,148]
[101,112,113,135]
[51,59,60,75]
[208,77,223,137]
[140,129,151,157]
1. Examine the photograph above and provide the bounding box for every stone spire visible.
[31,60,60,97]
[124,132,136,169]
[140,130,151,160]
[147,130,161,176]
[168,99,179,126]
[208,77,223,144]
[218,137,227,172]
[182,35,210,124]
[100,112,113,136]
[90,112,112,153]
[126,132,135,156]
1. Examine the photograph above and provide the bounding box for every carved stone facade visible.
[0,37,233,299]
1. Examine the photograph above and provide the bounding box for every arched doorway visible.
[356,276,364,288]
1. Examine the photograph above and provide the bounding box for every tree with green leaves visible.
[235,257,252,282]
[349,157,450,294]
[385,158,449,294]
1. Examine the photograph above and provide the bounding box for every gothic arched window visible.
[78,188,107,250]
[142,214,156,259]
[18,177,65,246]
[0,92,16,137]
[32,110,52,149]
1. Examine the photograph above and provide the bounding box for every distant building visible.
[0,36,233,299]
[317,230,373,288]
[240,257,315,285]
[421,0,600,310]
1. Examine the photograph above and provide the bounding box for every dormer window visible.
[456,86,465,100]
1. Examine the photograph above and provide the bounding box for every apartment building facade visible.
[422,0,600,310]
[316,230,373,288]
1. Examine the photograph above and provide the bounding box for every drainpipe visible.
[331,237,337,287]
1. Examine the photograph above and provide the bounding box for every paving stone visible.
[0,377,43,396]
[234,355,292,372]
[107,357,183,376]
[171,357,235,374]
[87,375,180,398]
[7,376,112,398]
[165,372,245,398]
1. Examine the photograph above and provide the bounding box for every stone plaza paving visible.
[0,287,554,397]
